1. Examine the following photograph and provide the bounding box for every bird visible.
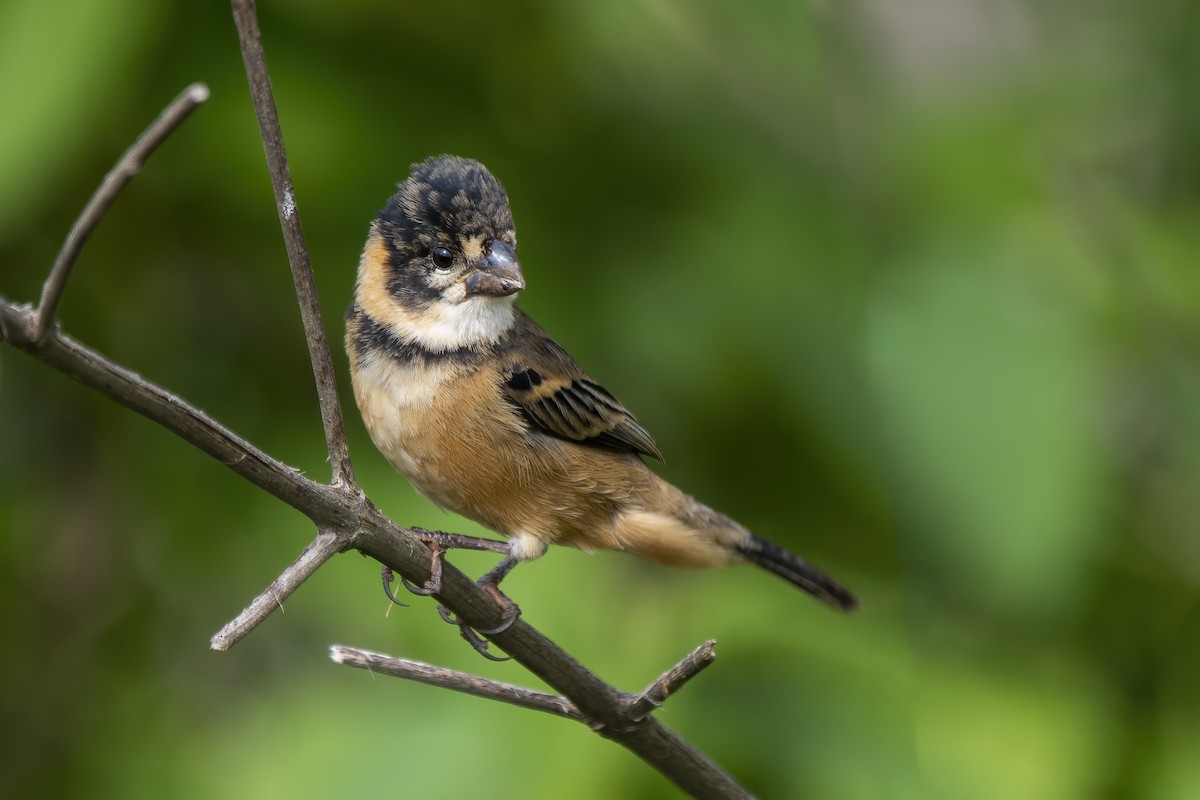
[345,155,857,653]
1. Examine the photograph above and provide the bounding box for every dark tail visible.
[737,533,860,611]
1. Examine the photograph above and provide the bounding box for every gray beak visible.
[465,239,525,297]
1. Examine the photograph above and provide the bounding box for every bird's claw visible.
[380,566,409,608]
[400,540,444,596]
[435,583,521,661]
[475,583,521,635]
[379,538,446,604]
[399,574,435,596]
[437,605,512,661]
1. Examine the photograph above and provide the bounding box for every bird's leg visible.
[436,555,520,633]
[473,555,520,634]
[392,527,509,598]
[409,528,512,554]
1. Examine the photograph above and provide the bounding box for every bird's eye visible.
[431,246,454,270]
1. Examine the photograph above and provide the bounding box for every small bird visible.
[345,156,857,648]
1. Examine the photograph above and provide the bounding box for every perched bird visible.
[345,156,857,645]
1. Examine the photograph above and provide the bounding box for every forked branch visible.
[0,4,760,798]
[0,275,750,800]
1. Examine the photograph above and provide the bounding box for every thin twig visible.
[330,645,587,722]
[627,640,718,722]
[212,529,348,651]
[229,0,354,486]
[33,83,209,343]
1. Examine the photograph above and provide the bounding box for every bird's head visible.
[355,156,524,352]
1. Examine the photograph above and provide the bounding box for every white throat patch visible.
[398,294,517,352]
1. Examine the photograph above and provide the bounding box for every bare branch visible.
[331,640,721,730]
[229,0,353,486]
[1,299,353,525]
[33,83,209,343]
[3,5,765,796]
[2,296,754,798]
[330,645,587,722]
[212,529,348,651]
[628,640,717,722]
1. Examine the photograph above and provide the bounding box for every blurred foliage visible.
[2,0,1199,798]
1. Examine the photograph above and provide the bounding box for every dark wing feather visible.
[500,311,664,461]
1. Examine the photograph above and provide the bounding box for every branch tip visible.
[211,529,345,650]
[186,82,212,103]
[627,640,718,722]
[33,83,209,342]
[331,645,587,722]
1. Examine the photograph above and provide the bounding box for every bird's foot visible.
[436,577,521,661]
[437,604,520,661]
[379,529,453,603]
[381,535,521,661]
[399,534,445,596]
[392,526,511,598]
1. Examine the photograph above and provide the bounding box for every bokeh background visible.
[2,1,1198,797]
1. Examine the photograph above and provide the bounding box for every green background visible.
[2,1,1199,797]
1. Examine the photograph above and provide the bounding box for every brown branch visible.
[0,297,751,799]
[0,301,351,525]
[229,0,353,486]
[1,8,764,797]
[329,645,586,722]
[212,529,348,651]
[33,83,209,343]
[330,641,720,729]
[628,640,718,722]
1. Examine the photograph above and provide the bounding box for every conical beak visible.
[465,239,524,297]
